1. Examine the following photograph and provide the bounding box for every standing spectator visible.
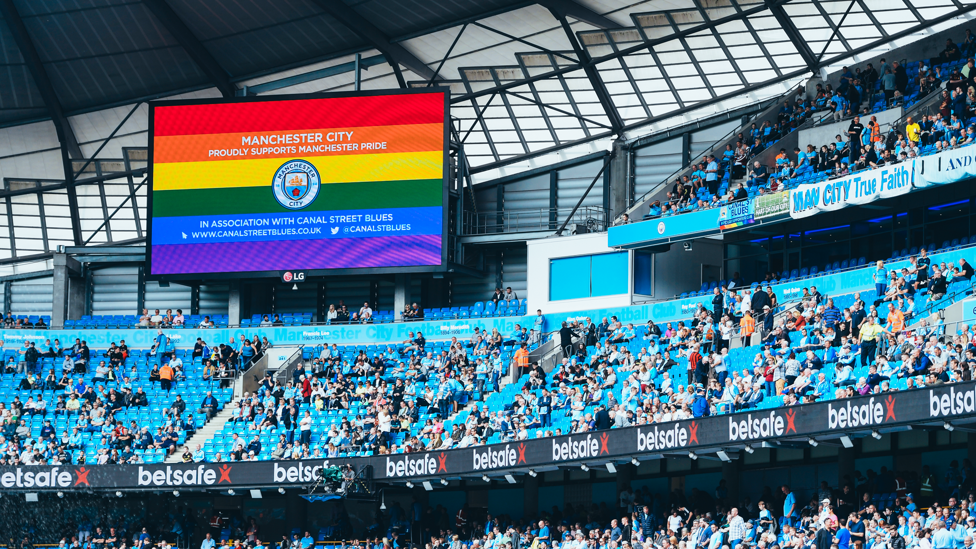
[874,260,888,297]
[705,155,719,195]
[740,311,755,347]
[782,485,797,528]
[159,362,174,393]
[299,410,312,446]
[848,116,864,165]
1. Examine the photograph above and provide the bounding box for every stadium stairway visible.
[165,404,238,464]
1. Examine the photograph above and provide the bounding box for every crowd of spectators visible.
[11,465,974,549]
[0,330,250,466]
[639,35,976,221]
[366,473,976,549]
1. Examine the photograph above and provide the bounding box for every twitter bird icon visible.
[330,227,339,235]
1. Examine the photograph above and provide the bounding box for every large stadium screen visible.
[147,90,448,278]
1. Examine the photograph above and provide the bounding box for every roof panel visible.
[22,2,177,62]
[13,0,135,17]
[48,47,207,111]
[201,15,365,76]
[165,0,322,37]
[349,0,526,38]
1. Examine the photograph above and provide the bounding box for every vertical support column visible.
[838,446,856,489]
[549,170,558,230]
[722,460,740,505]
[395,273,411,320]
[354,53,362,91]
[136,265,146,314]
[52,253,82,329]
[53,256,69,328]
[190,284,200,316]
[681,132,691,168]
[496,183,504,233]
[608,140,628,219]
[524,474,540,517]
[228,285,241,327]
[68,272,85,321]
[616,463,635,505]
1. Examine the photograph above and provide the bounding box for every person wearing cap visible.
[692,385,710,418]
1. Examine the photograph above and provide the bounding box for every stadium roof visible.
[1,0,975,176]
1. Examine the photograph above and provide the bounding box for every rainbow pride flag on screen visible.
[149,91,446,276]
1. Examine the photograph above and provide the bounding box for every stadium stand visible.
[639,45,974,221]
[6,4,976,548]
[1,243,972,469]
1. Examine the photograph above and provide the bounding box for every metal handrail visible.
[622,84,804,221]
[462,206,606,235]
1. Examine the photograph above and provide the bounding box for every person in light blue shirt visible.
[705,155,719,194]
[782,486,796,528]
[874,260,888,297]
[833,362,854,387]
[300,533,315,549]
[814,372,832,399]
[933,522,955,549]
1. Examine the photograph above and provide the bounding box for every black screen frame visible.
[145,87,450,282]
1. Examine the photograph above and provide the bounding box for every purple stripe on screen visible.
[151,234,441,274]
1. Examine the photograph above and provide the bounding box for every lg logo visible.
[281,271,306,283]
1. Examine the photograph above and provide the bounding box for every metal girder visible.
[454,2,771,104]
[428,24,467,86]
[83,178,147,246]
[0,0,81,160]
[250,55,386,94]
[816,0,858,62]
[538,0,622,29]
[310,0,437,82]
[142,0,237,98]
[464,1,976,173]
[766,0,820,72]
[551,12,625,134]
[474,22,578,64]
[0,0,84,245]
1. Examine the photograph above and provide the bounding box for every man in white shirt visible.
[150,309,164,327]
[359,302,373,323]
[726,507,745,549]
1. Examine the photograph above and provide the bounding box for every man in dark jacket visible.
[751,288,771,316]
[815,520,835,549]
[711,287,724,325]
[559,322,574,357]
[894,61,908,93]
[594,405,611,430]
[24,342,39,375]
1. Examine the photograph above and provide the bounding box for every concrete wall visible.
[796,106,904,150]
[526,232,632,316]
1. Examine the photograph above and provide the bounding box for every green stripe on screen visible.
[152,178,443,217]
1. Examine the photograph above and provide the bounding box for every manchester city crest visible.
[272,159,321,210]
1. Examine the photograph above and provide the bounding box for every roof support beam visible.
[468,1,976,173]
[766,0,820,72]
[538,0,622,29]
[310,0,437,82]
[551,11,625,134]
[0,0,84,245]
[143,0,236,98]
[454,2,772,104]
